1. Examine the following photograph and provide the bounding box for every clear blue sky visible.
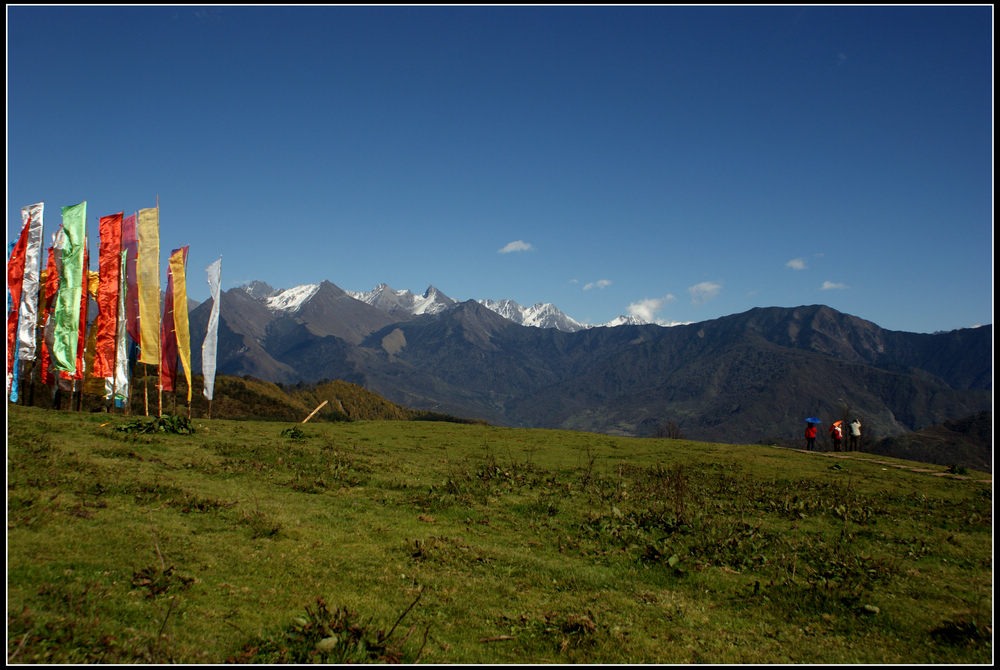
[8,5,993,333]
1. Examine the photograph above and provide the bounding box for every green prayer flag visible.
[52,201,87,373]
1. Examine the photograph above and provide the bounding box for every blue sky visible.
[7,5,993,333]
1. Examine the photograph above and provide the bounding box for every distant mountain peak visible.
[601,314,649,327]
[240,280,278,301]
[348,283,456,317]
[265,284,320,313]
[476,298,589,331]
[242,278,675,331]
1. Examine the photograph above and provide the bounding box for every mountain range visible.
[185,280,992,456]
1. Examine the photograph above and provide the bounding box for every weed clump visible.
[115,415,195,435]
[280,426,308,441]
[228,594,428,664]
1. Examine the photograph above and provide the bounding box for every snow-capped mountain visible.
[241,280,280,301]
[265,284,320,313]
[347,284,456,317]
[601,314,650,328]
[476,299,588,332]
[241,281,653,331]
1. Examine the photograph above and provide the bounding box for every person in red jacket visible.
[805,422,817,450]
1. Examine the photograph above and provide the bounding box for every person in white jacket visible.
[849,418,862,451]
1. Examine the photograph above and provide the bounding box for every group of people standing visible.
[804,418,861,452]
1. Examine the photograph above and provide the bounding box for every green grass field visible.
[6,404,992,663]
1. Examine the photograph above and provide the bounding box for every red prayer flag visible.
[159,248,180,393]
[6,220,31,394]
[39,246,59,385]
[93,213,123,378]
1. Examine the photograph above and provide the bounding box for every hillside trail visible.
[780,447,992,484]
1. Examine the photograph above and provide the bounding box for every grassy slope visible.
[6,404,992,664]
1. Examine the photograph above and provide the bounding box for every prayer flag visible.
[202,257,222,402]
[7,242,20,402]
[122,213,140,344]
[136,206,160,364]
[16,202,45,362]
[113,249,130,404]
[6,219,31,396]
[82,315,106,396]
[51,202,86,374]
[38,243,59,385]
[69,249,93,381]
[93,212,123,378]
[159,247,188,394]
[171,247,192,402]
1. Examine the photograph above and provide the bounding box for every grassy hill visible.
[6,403,992,664]
[15,371,483,425]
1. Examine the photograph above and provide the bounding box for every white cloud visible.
[626,294,676,322]
[583,279,612,291]
[689,281,722,304]
[821,281,848,290]
[786,258,807,270]
[498,240,533,254]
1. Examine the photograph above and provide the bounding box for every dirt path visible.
[781,447,992,484]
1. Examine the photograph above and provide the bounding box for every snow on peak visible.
[601,314,648,327]
[249,279,675,331]
[348,284,455,316]
[265,284,319,313]
[477,299,586,332]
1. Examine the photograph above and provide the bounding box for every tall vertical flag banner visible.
[93,213,123,378]
[121,213,140,344]
[6,216,32,396]
[17,203,45,363]
[159,247,190,399]
[113,249,130,405]
[159,250,179,393]
[67,246,92,381]
[136,207,160,364]
[7,242,20,401]
[38,243,59,385]
[82,295,106,396]
[202,257,222,402]
[172,247,192,402]
[51,201,87,374]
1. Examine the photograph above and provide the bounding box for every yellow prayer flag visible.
[168,248,192,402]
[136,207,160,364]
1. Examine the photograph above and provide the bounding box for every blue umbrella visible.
[805,417,822,424]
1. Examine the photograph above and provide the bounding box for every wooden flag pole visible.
[156,194,161,417]
[302,400,329,424]
[126,353,134,416]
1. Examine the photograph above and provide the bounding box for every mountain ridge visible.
[185,279,991,454]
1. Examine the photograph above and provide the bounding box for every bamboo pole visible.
[301,400,329,424]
